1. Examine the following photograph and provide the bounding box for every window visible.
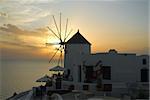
[141,68,149,82]
[102,66,111,80]
[83,85,89,90]
[78,65,81,82]
[142,59,146,65]
[103,84,112,91]
[68,85,74,90]
[85,66,93,83]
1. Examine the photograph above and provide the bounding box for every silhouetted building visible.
[63,30,149,97]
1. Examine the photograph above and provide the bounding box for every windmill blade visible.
[64,18,68,42]
[59,13,62,42]
[45,35,53,47]
[45,42,60,46]
[49,48,60,63]
[57,49,63,66]
[52,15,61,40]
[64,28,73,42]
[47,13,73,65]
[47,27,60,40]
[45,35,48,47]
[57,50,61,66]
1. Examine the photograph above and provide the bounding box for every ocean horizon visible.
[1,59,60,99]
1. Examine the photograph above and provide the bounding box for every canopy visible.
[36,75,52,82]
[49,66,64,71]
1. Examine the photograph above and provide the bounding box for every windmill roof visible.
[66,30,91,44]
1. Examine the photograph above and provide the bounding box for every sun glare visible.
[47,37,60,49]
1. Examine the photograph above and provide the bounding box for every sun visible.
[47,37,60,49]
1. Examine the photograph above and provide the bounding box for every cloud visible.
[0,24,48,37]
[0,0,52,27]
[0,40,45,49]
[0,24,50,50]
[3,0,56,5]
[0,24,64,46]
[0,24,56,60]
[0,12,7,17]
[0,24,23,34]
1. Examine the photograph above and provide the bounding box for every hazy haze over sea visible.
[1,60,58,99]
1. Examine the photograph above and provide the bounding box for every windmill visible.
[46,13,73,67]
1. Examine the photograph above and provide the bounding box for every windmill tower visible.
[64,30,91,82]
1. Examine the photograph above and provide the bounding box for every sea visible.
[0,60,58,99]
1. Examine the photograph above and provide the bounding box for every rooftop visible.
[66,30,91,45]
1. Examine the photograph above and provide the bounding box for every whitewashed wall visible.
[64,42,149,96]
[84,50,149,89]
[64,44,91,82]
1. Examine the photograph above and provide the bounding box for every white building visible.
[63,30,149,97]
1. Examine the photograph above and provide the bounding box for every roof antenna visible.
[77,29,79,33]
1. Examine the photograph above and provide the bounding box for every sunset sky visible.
[0,0,149,61]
